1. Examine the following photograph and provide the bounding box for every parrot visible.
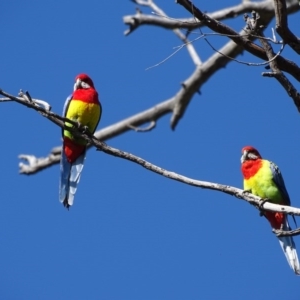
[59,74,101,209]
[241,146,300,274]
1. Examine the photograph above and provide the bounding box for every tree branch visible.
[273,227,300,237]
[13,32,249,172]
[273,0,300,54]
[2,87,300,222]
[124,0,300,127]
[3,87,300,239]
[9,0,300,174]
[17,97,174,174]
[170,33,246,129]
[244,11,300,111]
[137,0,202,66]
[123,0,294,33]
[176,0,300,82]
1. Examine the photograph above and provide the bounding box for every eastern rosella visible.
[241,146,300,274]
[59,74,101,209]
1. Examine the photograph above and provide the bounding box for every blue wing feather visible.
[269,161,291,205]
[63,94,72,117]
[59,144,86,207]
[59,94,77,207]
[62,94,73,137]
[278,218,300,274]
[67,153,86,206]
[59,150,71,203]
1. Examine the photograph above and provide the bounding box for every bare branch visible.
[176,0,300,82]
[129,0,202,66]
[16,94,171,173]
[19,154,59,174]
[4,87,300,233]
[273,227,300,237]
[95,139,300,217]
[0,84,175,173]
[10,0,300,174]
[0,89,65,128]
[262,71,300,110]
[124,0,297,32]
[273,0,300,54]
[14,34,283,171]
[17,96,174,173]
[244,11,300,111]
[11,34,248,173]
[0,97,48,104]
[170,27,262,129]
[192,30,285,67]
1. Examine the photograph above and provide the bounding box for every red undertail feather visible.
[264,211,285,229]
[63,137,85,163]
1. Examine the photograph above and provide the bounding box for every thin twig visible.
[135,0,202,66]
[147,30,285,70]
[273,227,300,237]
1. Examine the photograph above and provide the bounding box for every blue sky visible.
[1,1,300,299]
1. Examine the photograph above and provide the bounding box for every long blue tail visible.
[59,150,86,209]
[278,219,300,275]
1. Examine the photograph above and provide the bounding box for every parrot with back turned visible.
[59,74,101,209]
[241,146,300,274]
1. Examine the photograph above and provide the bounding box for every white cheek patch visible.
[81,82,90,89]
[248,153,257,160]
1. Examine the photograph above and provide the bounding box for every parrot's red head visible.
[74,73,95,90]
[241,146,262,163]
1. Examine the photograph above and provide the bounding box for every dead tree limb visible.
[2,87,300,230]
[243,11,300,111]
[176,0,300,82]
[273,0,300,54]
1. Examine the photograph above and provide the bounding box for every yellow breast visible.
[244,160,281,201]
[64,100,101,142]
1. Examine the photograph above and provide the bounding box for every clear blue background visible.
[1,1,300,299]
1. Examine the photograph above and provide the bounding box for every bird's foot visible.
[81,125,90,135]
[241,189,252,199]
[242,189,252,195]
[258,198,269,216]
[75,122,91,135]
